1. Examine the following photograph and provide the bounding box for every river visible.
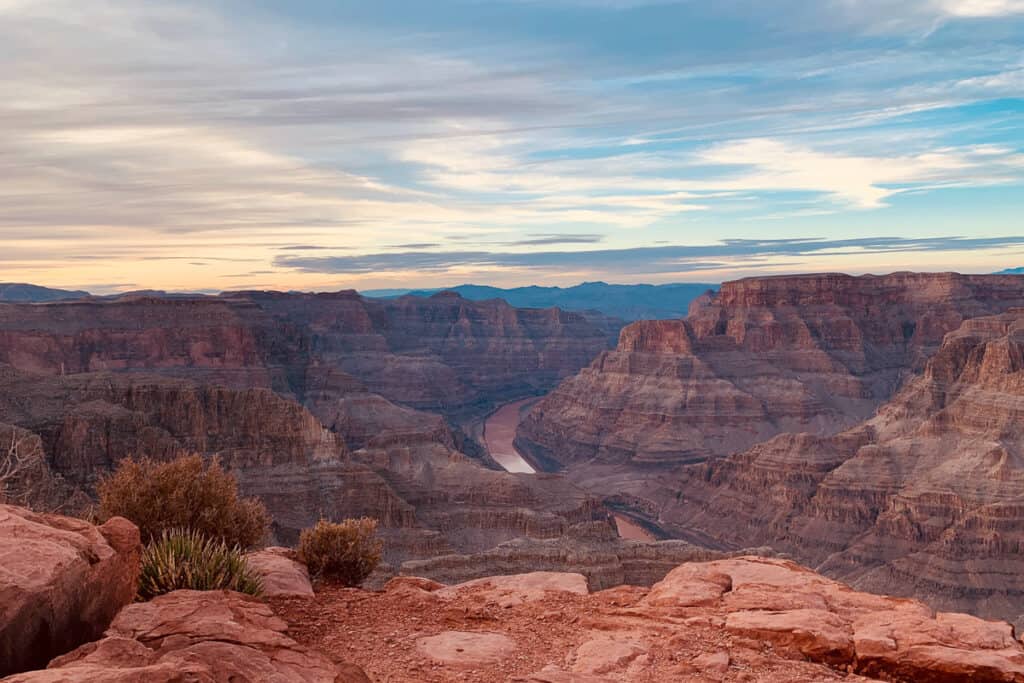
[482,398,537,473]
[482,398,656,541]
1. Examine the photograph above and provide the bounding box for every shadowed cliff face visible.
[0,365,605,563]
[517,273,1024,469]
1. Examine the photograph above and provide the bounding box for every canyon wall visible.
[515,273,1024,622]
[667,309,1024,625]
[518,272,1024,469]
[0,292,616,563]
[0,290,618,420]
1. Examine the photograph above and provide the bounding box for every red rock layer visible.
[518,273,1024,468]
[0,291,616,563]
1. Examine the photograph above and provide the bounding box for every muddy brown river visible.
[482,398,537,474]
[482,399,655,541]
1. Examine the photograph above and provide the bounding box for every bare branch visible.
[0,428,45,506]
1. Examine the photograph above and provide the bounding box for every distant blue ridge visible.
[361,281,718,321]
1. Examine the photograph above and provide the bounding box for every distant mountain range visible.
[361,282,717,320]
[0,284,215,303]
[0,283,89,302]
[996,268,1024,275]
[1,280,717,320]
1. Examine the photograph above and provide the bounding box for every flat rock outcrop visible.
[415,631,517,667]
[665,309,1024,624]
[518,272,1024,470]
[3,590,368,682]
[272,556,1024,682]
[0,505,140,676]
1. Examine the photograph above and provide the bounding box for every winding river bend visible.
[482,398,655,541]
[482,398,537,474]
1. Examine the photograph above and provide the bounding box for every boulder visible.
[245,547,314,597]
[2,590,368,682]
[0,505,140,676]
[724,609,854,665]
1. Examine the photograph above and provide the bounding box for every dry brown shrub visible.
[97,453,269,547]
[298,518,382,587]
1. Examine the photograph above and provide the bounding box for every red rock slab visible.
[0,505,140,677]
[3,590,367,683]
[415,631,517,667]
[436,571,589,606]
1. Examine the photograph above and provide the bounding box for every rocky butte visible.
[516,272,1024,624]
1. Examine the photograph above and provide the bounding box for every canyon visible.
[517,272,1024,624]
[0,291,620,570]
[6,271,1024,634]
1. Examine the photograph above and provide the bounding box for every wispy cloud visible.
[505,234,605,246]
[275,236,1024,276]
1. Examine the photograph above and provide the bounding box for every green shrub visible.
[138,528,262,600]
[298,518,383,587]
[97,454,269,547]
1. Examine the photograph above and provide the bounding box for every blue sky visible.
[1,0,1023,292]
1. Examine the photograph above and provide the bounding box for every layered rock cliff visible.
[0,290,617,421]
[394,518,776,591]
[662,309,1024,625]
[518,273,1024,471]
[513,273,1024,623]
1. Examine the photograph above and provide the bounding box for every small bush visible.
[138,528,262,600]
[97,453,270,547]
[298,518,383,587]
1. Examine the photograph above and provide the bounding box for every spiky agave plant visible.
[138,528,263,600]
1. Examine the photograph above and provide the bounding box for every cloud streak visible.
[275,236,1024,276]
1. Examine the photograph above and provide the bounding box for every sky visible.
[2,0,1023,293]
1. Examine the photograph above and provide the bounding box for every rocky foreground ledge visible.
[4,503,1024,682]
[273,557,1024,682]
